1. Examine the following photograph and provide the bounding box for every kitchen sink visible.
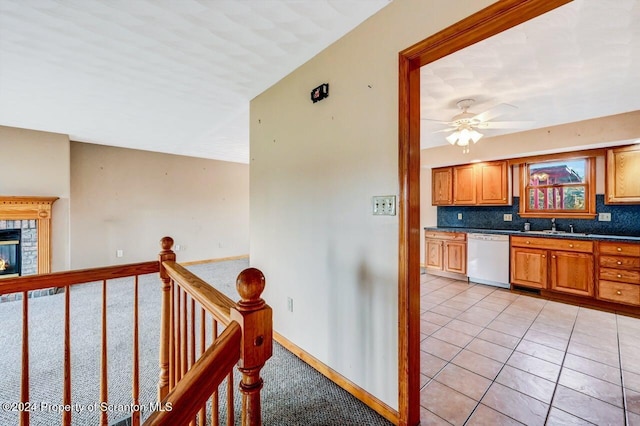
[523,230,589,236]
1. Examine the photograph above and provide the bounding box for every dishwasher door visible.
[467,233,510,288]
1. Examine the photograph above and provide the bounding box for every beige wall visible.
[250,0,494,408]
[419,111,640,262]
[0,125,71,271]
[70,142,249,269]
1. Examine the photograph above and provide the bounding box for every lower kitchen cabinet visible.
[550,251,594,297]
[597,241,640,306]
[510,246,547,289]
[425,231,466,278]
[510,236,594,296]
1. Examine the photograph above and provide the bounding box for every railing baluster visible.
[198,308,206,426]
[189,297,196,426]
[181,291,187,378]
[20,291,29,426]
[226,371,233,426]
[132,275,141,426]
[175,287,182,383]
[212,317,219,426]
[63,285,71,426]
[169,280,175,391]
[100,280,108,426]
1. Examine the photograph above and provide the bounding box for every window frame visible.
[519,155,597,219]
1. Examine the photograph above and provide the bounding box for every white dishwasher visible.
[467,233,510,288]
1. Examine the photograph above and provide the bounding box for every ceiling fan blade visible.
[475,121,534,129]
[420,118,453,125]
[471,103,517,123]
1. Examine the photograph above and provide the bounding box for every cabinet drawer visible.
[425,232,466,241]
[600,255,640,270]
[599,242,640,257]
[598,280,640,306]
[511,236,593,253]
[599,267,640,284]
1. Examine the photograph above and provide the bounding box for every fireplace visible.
[0,229,21,279]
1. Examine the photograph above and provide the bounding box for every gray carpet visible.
[0,259,392,425]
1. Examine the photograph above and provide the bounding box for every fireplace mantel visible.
[0,196,58,274]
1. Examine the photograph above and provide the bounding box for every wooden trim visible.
[273,331,399,425]
[397,1,571,425]
[0,196,58,274]
[507,148,607,166]
[0,261,159,294]
[179,254,249,267]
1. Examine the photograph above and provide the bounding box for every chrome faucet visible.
[551,218,556,231]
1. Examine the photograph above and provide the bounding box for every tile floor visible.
[419,272,640,425]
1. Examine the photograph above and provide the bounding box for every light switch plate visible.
[504,214,513,221]
[372,196,396,216]
[457,213,463,220]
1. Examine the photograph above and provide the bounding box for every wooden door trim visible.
[397,1,571,424]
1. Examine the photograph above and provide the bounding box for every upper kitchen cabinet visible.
[431,160,511,206]
[432,167,452,205]
[606,144,640,204]
[453,164,476,205]
[476,161,511,205]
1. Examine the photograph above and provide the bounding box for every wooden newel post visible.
[158,236,176,401]
[230,268,273,426]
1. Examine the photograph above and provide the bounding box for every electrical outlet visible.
[287,297,294,312]
[175,244,181,251]
[116,249,123,258]
[457,213,463,220]
[372,196,396,216]
[503,214,513,221]
[598,212,612,222]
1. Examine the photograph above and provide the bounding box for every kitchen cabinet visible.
[432,168,452,205]
[431,160,510,206]
[453,164,476,205]
[597,241,640,306]
[476,161,510,205]
[510,236,594,296]
[606,145,640,204]
[424,231,466,278]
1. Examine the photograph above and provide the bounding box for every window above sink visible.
[519,154,597,220]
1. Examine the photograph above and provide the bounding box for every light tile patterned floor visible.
[419,272,640,425]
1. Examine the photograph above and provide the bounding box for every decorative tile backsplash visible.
[437,195,640,236]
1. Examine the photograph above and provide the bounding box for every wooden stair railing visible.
[153,237,273,426]
[0,236,272,426]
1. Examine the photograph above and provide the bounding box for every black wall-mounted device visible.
[311,83,329,103]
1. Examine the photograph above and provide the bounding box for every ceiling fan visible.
[423,99,530,153]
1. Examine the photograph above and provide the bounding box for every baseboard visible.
[273,331,400,425]
[179,254,249,266]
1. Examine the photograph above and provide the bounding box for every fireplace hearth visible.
[0,229,21,279]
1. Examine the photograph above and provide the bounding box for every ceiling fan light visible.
[470,129,483,143]
[446,132,459,145]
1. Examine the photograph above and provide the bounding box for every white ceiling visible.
[0,0,390,163]
[421,0,640,150]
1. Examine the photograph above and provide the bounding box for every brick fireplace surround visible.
[0,196,58,277]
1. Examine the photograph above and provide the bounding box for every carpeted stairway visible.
[0,259,392,426]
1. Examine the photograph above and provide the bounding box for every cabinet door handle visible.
[616,290,622,295]
[526,241,530,244]
[542,255,546,258]
[569,244,574,248]
[617,247,622,252]
[552,255,556,259]
[618,261,623,265]
[618,274,622,278]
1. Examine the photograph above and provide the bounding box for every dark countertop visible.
[424,226,640,243]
